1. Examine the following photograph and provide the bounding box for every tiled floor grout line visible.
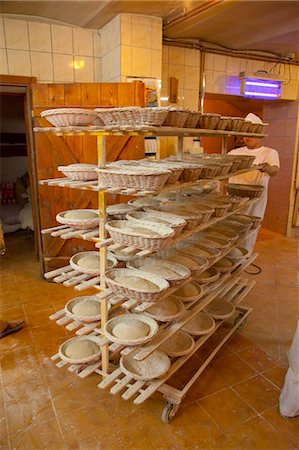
[49,397,71,450]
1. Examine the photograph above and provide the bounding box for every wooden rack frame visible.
[35,121,261,422]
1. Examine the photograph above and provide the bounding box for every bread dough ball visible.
[115,275,158,291]
[72,299,101,316]
[64,210,97,220]
[113,319,150,340]
[175,282,198,298]
[77,255,99,269]
[216,257,233,267]
[65,340,99,359]
[139,264,177,279]
[147,298,178,316]
[229,248,243,258]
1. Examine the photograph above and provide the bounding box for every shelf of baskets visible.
[34,118,261,423]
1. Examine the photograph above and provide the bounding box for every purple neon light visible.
[245,80,280,88]
[244,91,279,98]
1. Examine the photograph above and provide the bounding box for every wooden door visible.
[31,82,145,273]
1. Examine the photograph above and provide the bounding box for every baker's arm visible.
[259,163,279,177]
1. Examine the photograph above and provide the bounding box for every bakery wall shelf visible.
[34,110,262,423]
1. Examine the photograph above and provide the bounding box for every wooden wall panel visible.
[31,82,145,272]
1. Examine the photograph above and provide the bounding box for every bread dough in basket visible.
[72,299,101,316]
[113,319,150,340]
[139,264,177,279]
[167,254,198,269]
[65,340,100,359]
[228,248,243,258]
[64,210,97,219]
[123,226,161,237]
[77,254,113,270]
[114,275,158,291]
[215,257,233,267]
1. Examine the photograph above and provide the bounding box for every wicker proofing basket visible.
[105,220,175,252]
[184,112,201,128]
[105,268,170,301]
[70,251,118,275]
[127,257,191,286]
[198,113,221,130]
[41,108,98,127]
[65,295,111,323]
[58,163,98,181]
[59,335,102,364]
[95,107,140,126]
[163,109,190,128]
[126,210,186,238]
[231,117,245,132]
[104,314,159,346]
[56,209,99,229]
[96,167,171,191]
[227,183,264,199]
[136,107,169,126]
[216,117,231,130]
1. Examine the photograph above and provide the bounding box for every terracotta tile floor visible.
[0,229,298,450]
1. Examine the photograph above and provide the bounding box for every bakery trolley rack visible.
[34,123,264,423]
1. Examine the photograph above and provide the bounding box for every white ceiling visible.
[1,0,299,57]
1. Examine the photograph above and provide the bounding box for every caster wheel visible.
[161,402,180,423]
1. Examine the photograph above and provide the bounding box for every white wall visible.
[0,16,101,83]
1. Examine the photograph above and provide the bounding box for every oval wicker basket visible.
[213,256,238,273]
[105,220,175,252]
[41,108,98,127]
[120,350,171,381]
[105,268,170,301]
[56,209,99,229]
[160,330,195,357]
[203,298,235,320]
[231,117,245,132]
[104,313,159,346]
[59,335,102,364]
[70,251,117,275]
[127,197,160,209]
[126,210,186,238]
[161,251,208,277]
[95,107,140,126]
[227,183,264,199]
[227,247,249,263]
[58,163,98,181]
[216,116,231,130]
[136,107,169,126]
[194,267,221,284]
[182,312,216,336]
[184,112,201,128]
[198,113,221,130]
[106,203,138,220]
[65,295,111,323]
[172,280,203,303]
[141,296,185,322]
[163,109,190,128]
[127,257,191,286]
[96,166,171,191]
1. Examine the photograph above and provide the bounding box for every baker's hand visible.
[259,163,279,177]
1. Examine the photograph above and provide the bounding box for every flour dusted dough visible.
[175,282,198,298]
[115,275,158,291]
[65,340,100,359]
[77,255,100,269]
[183,245,210,258]
[113,319,150,340]
[123,226,161,237]
[64,210,97,219]
[139,264,177,279]
[72,299,101,316]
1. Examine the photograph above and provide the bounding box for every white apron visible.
[228,146,280,253]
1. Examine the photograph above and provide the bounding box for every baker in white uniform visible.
[228,113,280,253]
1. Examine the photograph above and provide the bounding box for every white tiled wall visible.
[120,14,162,81]
[0,16,102,83]
[161,45,200,110]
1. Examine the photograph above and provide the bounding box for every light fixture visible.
[239,71,283,99]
